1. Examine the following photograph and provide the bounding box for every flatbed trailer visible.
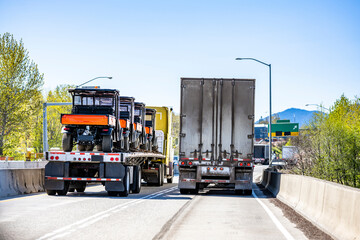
[44,151,165,197]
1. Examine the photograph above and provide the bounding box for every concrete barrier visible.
[0,160,48,169]
[0,161,46,198]
[263,170,360,240]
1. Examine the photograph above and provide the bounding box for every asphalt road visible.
[0,165,308,240]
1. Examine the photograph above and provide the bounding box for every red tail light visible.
[181,161,185,165]
[110,157,114,161]
[102,129,109,132]
[50,156,54,160]
[247,163,251,167]
[64,128,70,131]
[188,161,193,165]
[55,156,59,160]
[239,163,243,166]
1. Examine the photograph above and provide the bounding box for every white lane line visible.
[37,187,177,240]
[252,191,295,240]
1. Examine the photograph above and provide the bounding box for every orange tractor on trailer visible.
[61,88,153,153]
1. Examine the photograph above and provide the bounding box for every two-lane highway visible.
[0,166,309,240]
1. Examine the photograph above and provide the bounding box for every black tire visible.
[76,186,86,192]
[124,136,130,151]
[68,188,75,192]
[78,144,86,151]
[76,182,86,192]
[107,191,117,196]
[167,164,174,183]
[96,144,102,151]
[85,144,94,151]
[62,133,73,152]
[235,190,244,195]
[119,168,130,197]
[180,189,190,194]
[244,189,252,195]
[132,166,142,194]
[189,188,199,194]
[156,164,164,186]
[46,189,56,195]
[56,182,69,196]
[102,135,113,152]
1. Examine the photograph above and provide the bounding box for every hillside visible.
[257,108,317,127]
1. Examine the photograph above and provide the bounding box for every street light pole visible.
[235,58,273,166]
[77,76,112,87]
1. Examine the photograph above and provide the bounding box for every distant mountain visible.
[257,108,318,127]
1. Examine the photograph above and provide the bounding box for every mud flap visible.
[104,163,126,192]
[178,169,197,189]
[235,170,253,190]
[45,162,68,190]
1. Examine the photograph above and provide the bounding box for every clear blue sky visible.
[1,0,359,120]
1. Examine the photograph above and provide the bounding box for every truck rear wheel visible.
[180,189,190,194]
[62,133,73,152]
[76,182,86,192]
[132,166,142,193]
[96,144,102,151]
[102,135,113,152]
[119,168,130,197]
[107,191,117,196]
[46,189,56,195]
[56,182,69,196]
[85,144,94,151]
[167,164,174,183]
[156,164,164,186]
[78,144,86,151]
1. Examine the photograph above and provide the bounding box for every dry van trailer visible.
[178,78,255,195]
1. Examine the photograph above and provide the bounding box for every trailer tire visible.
[46,189,56,195]
[244,189,252,195]
[156,164,164,186]
[189,188,199,194]
[85,144,94,151]
[102,135,113,152]
[96,144,102,151]
[69,188,75,192]
[167,164,174,183]
[76,183,86,192]
[62,133,73,152]
[78,144,86,151]
[180,189,190,194]
[132,166,142,194]
[119,168,130,197]
[56,182,69,196]
[107,191,117,196]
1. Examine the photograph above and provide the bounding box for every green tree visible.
[0,32,44,156]
[292,95,360,188]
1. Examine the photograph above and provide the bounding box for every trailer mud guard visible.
[45,162,67,190]
[105,163,126,191]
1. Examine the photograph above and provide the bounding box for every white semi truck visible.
[178,78,255,195]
